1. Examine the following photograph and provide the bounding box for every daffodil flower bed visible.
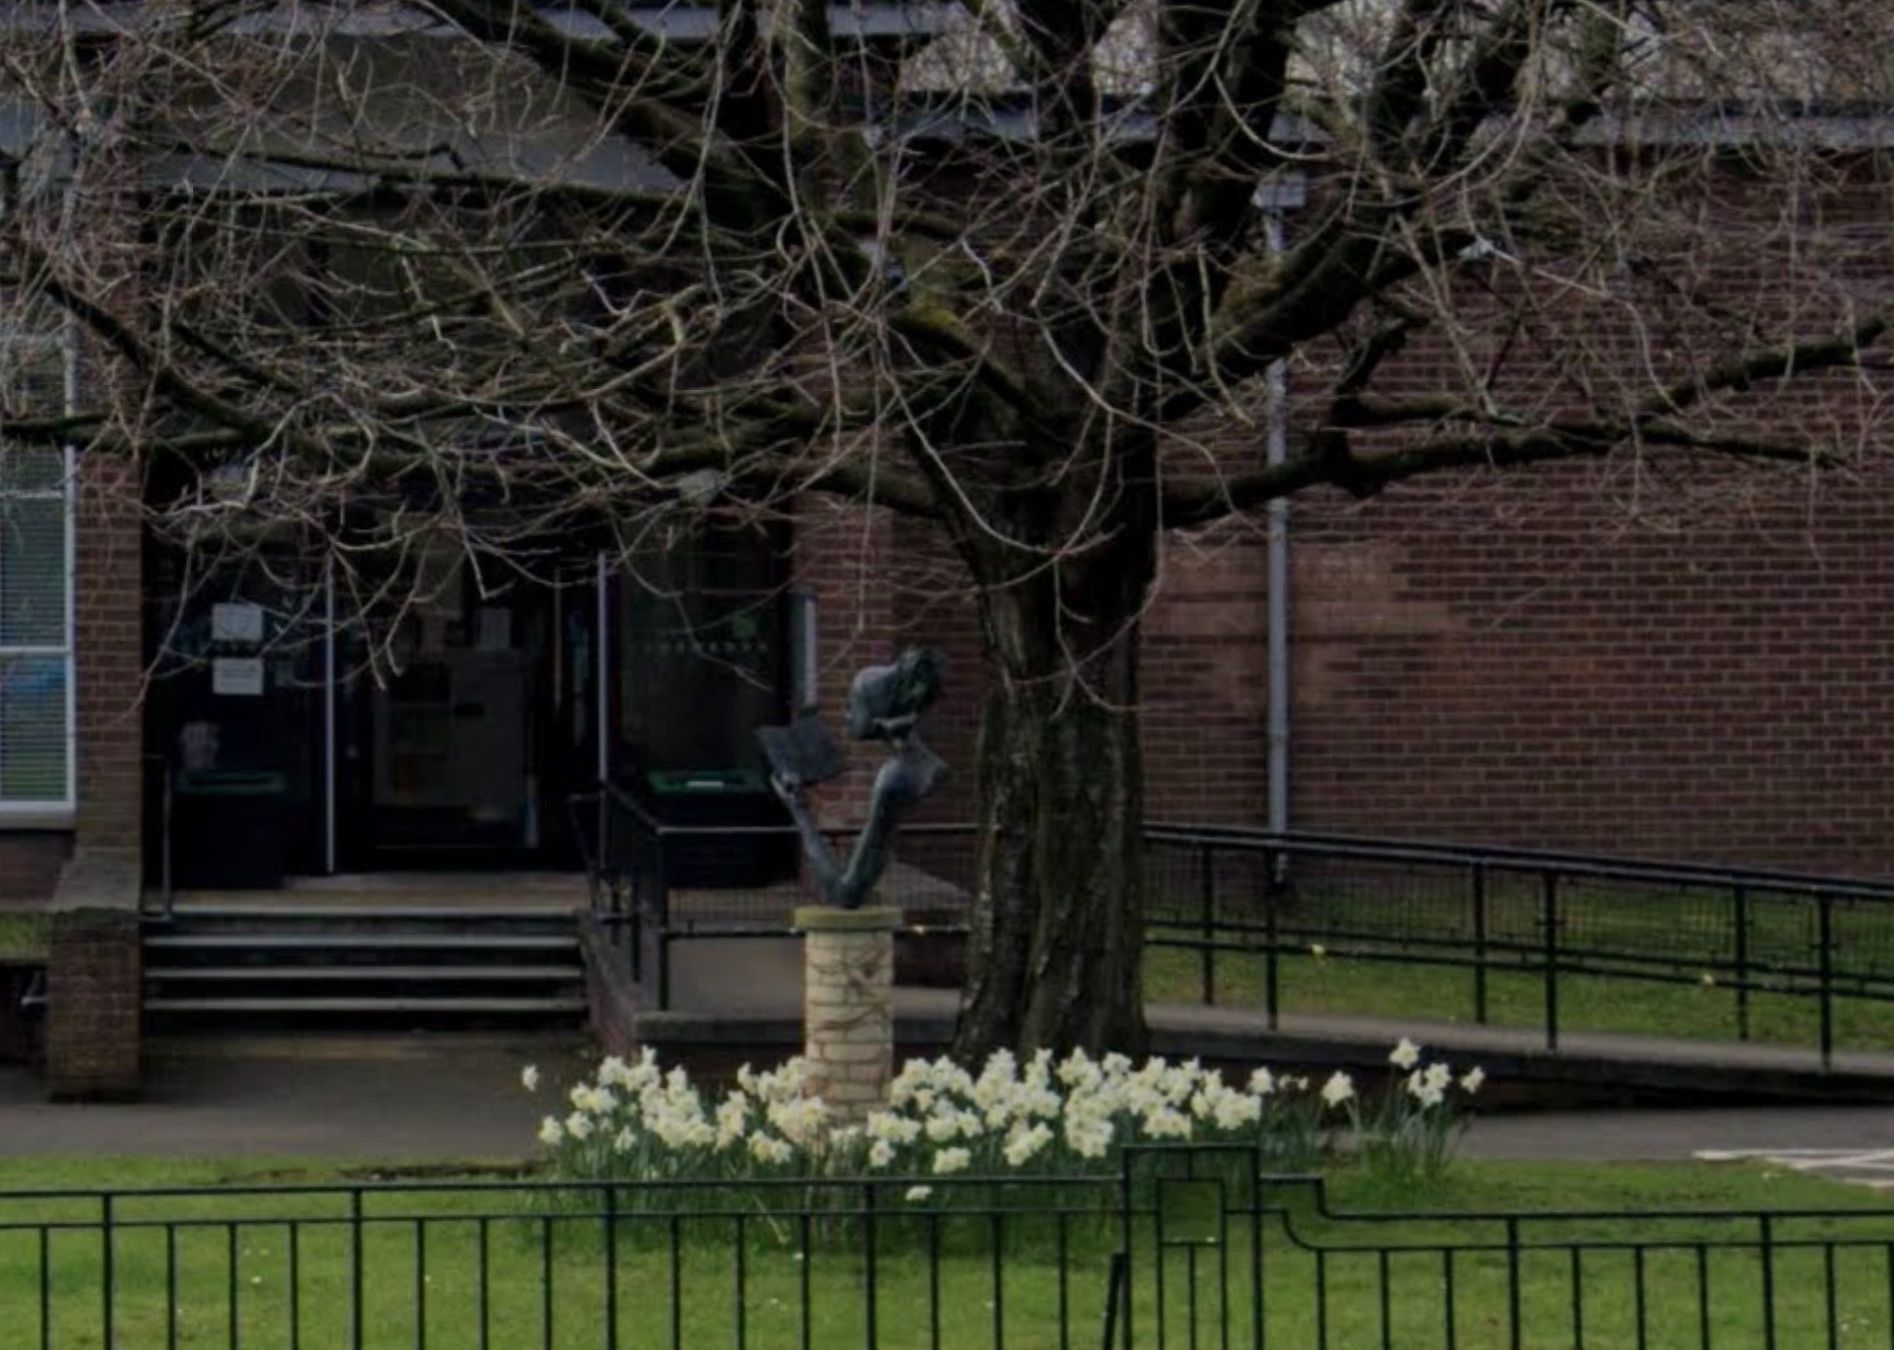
[524,1040,1485,1194]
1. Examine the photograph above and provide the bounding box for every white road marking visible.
[1694,1146,1894,1187]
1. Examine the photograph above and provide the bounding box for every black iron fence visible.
[5,1146,1893,1347]
[1145,825,1894,1068]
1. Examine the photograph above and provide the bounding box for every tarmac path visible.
[2,1031,1892,1169]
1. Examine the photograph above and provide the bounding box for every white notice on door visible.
[211,602,265,644]
[213,657,265,697]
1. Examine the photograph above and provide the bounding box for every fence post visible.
[1505,1217,1522,1350]
[1760,1212,1777,1350]
[1199,845,1215,1006]
[1541,872,1559,1053]
[1818,893,1835,1072]
[350,1189,364,1350]
[1471,863,1489,1025]
[629,890,643,985]
[603,1184,619,1350]
[862,1181,879,1350]
[1117,1149,1136,1350]
[101,1193,114,1350]
[1264,849,1281,1032]
[654,834,672,1011]
[1097,1251,1129,1350]
[1733,885,1750,1042]
[597,792,611,919]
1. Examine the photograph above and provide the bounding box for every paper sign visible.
[212,657,265,697]
[211,602,265,644]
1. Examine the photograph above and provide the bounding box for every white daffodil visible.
[868,1139,896,1169]
[932,1147,971,1175]
[1422,1062,1453,1095]
[1389,1038,1422,1070]
[1142,1107,1193,1140]
[905,1185,934,1203]
[749,1134,793,1165]
[1461,1067,1486,1095]
[564,1110,594,1141]
[1248,1067,1276,1097]
[1003,1122,1054,1167]
[536,1116,563,1146]
[1215,1091,1262,1131]
[1319,1072,1354,1109]
[521,1065,541,1093]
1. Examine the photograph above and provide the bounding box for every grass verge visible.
[0,1158,1883,1347]
[0,913,50,962]
[1145,943,1894,1055]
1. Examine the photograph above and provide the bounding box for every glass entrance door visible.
[331,550,595,870]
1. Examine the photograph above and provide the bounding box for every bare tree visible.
[5,0,1893,1054]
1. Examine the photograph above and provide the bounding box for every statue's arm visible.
[835,790,906,909]
[773,774,843,902]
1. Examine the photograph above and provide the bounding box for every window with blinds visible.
[0,327,73,816]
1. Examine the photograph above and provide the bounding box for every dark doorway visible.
[333,550,593,871]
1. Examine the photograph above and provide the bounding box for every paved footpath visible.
[1,1029,1892,1169]
[0,1032,596,1161]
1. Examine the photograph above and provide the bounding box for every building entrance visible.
[144,526,798,888]
[332,550,592,869]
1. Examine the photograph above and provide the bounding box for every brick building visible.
[5,3,1894,1092]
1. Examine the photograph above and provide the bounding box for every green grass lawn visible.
[1144,875,1894,1055]
[0,912,50,962]
[0,1157,1888,1347]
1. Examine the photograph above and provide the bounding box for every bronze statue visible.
[758,648,946,909]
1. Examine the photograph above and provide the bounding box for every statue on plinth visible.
[757,648,946,909]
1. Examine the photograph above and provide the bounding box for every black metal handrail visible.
[139,752,174,920]
[1145,824,1894,1068]
[571,790,1894,1064]
[1147,821,1894,902]
[569,781,976,1009]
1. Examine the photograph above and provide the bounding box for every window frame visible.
[0,332,77,825]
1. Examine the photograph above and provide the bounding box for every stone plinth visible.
[797,905,897,1122]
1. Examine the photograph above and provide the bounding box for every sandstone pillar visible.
[797,905,897,1123]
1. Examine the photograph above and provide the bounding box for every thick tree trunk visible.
[951,546,1153,1059]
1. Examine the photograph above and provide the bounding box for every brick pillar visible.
[798,905,897,1123]
[45,908,142,1100]
[46,449,146,1097]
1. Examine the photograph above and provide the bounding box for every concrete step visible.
[146,964,581,982]
[145,933,579,951]
[158,905,577,922]
[144,995,589,1014]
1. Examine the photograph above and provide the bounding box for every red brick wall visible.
[789,444,1894,881]
[71,449,144,862]
[0,833,69,906]
[1143,525,1272,827]
[1291,461,1894,875]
